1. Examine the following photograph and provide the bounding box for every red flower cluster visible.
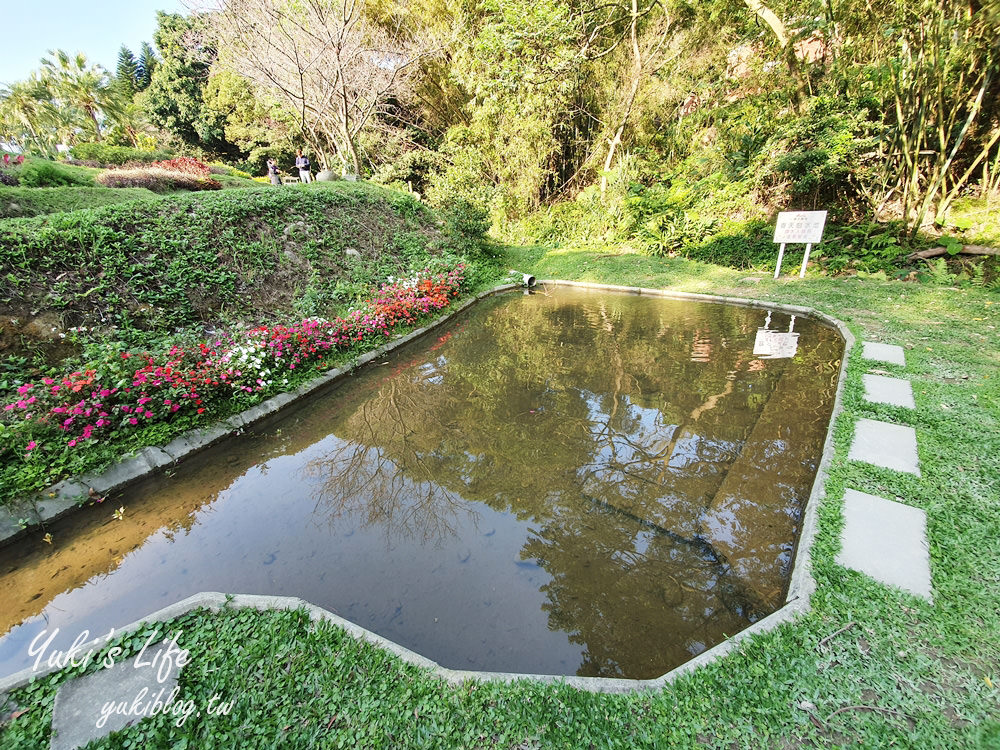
[3,266,466,458]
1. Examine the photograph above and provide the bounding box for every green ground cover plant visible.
[0,186,158,219]
[14,160,96,189]
[0,245,997,748]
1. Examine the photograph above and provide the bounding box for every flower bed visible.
[1,266,466,502]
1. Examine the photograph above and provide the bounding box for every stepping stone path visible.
[848,418,920,475]
[839,342,932,600]
[862,373,915,409]
[861,341,906,366]
[50,651,184,750]
[836,489,932,600]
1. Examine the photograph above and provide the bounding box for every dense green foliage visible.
[70,142,173,165]
[14,159,96,188]
[141,12,238,159]
[0,183,488,334]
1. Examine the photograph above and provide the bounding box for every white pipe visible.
[509,269,537,287]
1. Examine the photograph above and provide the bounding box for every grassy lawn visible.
[0,186,160,219]
[1,245,998,748]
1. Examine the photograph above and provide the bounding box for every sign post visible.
[772,211,827,279]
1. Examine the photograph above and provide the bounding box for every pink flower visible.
[129,417,138,425]
[68,439,77,447]
[26,440,36,452]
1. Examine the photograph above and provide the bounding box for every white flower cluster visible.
[386,275,420,289]
[224,343,276,387]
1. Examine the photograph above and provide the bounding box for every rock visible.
[345,248,361,259]
[22,311,63,341]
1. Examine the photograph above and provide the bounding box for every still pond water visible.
[0,288,843,680]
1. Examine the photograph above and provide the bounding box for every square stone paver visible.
[862,341,906,366]
[862,374,916,409]
[848,418,920,475]
[51,649,184,750]
[836,489,932,600]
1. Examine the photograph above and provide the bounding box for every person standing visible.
[266,158,282,186]
[295,150,312,183]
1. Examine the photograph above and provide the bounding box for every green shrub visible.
[17,160,95,188]
[209,163,254,179]
[70,142,173,165]
[372,150,445,193]
[682,219,775,268]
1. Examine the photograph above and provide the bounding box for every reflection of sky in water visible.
[0,288,843,680]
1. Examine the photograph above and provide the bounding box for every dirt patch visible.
[0,312,81,366]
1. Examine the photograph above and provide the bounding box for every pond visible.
[0,287,843,680]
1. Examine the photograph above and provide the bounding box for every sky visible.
[0,0,188,86]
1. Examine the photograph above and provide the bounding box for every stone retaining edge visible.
[0,280,855,695]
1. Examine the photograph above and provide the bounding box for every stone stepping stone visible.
[862,374,915,409]
[51,649,184,750]
[836,489,932,600]
[848,418,920,475]
[862,341,906,366]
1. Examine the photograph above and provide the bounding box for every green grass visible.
[0,186,159,219]
[1,244,998,748]
[947,196,1000,249]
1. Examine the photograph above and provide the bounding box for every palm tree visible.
[0,75,61,156]
[40,50,123,142]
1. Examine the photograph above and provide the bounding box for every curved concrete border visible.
[0,280,854,694]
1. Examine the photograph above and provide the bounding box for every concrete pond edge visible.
[0,280,856,696]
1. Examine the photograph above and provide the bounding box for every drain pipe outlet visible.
[509,269,537,287]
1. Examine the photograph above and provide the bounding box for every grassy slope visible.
[0,157,260,219]
[0,186,159,219]
[1,246,998,748]
[0,182,449,333]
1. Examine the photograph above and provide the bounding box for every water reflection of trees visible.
[302,291,841,677]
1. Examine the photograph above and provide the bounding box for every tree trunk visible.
[743,0,788,47]
[600,0,643,197]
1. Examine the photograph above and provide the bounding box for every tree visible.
[0,75,62,155]
[582,0,677,195]
[40,50,122,142]
[213,0,431,174]
[137,41,157,91]
[202,69,298,171]
[116,46,140,97]
[142,12,235,156]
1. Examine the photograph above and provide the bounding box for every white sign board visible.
[773,211,827,244]
[773,211,828,278]
[753,330,800,359]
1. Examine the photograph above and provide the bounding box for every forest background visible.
[2,0,1000,275]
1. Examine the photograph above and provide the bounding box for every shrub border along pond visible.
[0,281,852,695]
